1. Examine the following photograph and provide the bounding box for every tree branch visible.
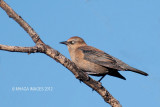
[0,44,44,53]
[0,0,122,107]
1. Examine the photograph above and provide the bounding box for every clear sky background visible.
[0,0,160,107]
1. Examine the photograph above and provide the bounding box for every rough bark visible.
[0,0,122,107]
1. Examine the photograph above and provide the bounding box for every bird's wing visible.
[78,46,124,70]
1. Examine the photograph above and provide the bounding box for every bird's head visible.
[60,36,87,49]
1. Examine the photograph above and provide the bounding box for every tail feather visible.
[127,67,148,76]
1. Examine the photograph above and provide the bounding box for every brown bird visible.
[60,36,148,82]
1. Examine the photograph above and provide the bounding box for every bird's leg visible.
[92,75,106,91]
[98,75,106,82]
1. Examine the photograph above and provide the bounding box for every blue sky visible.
[0,0,160,107]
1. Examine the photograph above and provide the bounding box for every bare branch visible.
[0,0,122,107]
[0,44,45,53]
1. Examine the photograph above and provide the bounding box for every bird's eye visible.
[70,41,75,44]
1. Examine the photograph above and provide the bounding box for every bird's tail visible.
[127,67,148,76]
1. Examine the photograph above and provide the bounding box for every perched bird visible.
[60,36,148,82]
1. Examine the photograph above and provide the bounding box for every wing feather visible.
[78,46,124,70]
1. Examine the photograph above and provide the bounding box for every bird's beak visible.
[60,41,68,45]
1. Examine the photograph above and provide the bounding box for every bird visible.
[60,36,148,82]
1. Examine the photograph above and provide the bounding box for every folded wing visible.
[78,46,125,70]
